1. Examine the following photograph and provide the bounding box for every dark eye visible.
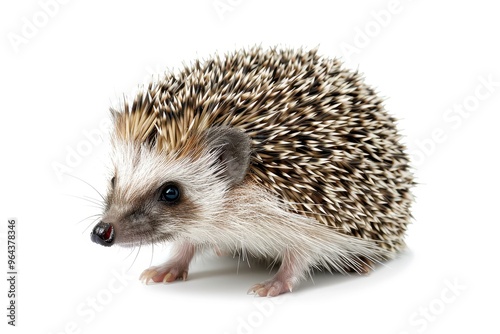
[159,184,180,203]
[111,176,116,187]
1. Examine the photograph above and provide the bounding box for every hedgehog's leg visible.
[140,241,195,284]
[248,248,307,297]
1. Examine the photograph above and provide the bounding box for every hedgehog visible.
[90,46,414,297]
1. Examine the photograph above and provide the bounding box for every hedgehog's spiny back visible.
[117,47,413,252]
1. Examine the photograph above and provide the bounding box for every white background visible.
[1,0,499,333]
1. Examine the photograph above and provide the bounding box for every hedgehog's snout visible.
[91,222,115,247]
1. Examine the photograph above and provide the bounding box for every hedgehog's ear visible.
[205,127,251,186]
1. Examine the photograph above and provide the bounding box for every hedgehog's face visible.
[91,126,251,247]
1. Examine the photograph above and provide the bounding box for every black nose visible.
[91,222,115,246]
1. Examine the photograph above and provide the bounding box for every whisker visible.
[64,194,104,207]
[65,173,106,202]
[76,214,101,225]
[83,216,101,234]
[128,240,142,272]
[82,196,104,207]
[79,204,105,211]
[150,233,154,267]
[123,246,137,260]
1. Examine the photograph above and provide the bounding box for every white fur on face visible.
[106,138,229,243]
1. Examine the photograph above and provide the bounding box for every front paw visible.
[139,264,188,284]
[248,278,294,297]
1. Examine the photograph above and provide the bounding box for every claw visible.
[247,284,261,295]
[140,269,157,284]
[162,273,173,283]
[182,271,188,281]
